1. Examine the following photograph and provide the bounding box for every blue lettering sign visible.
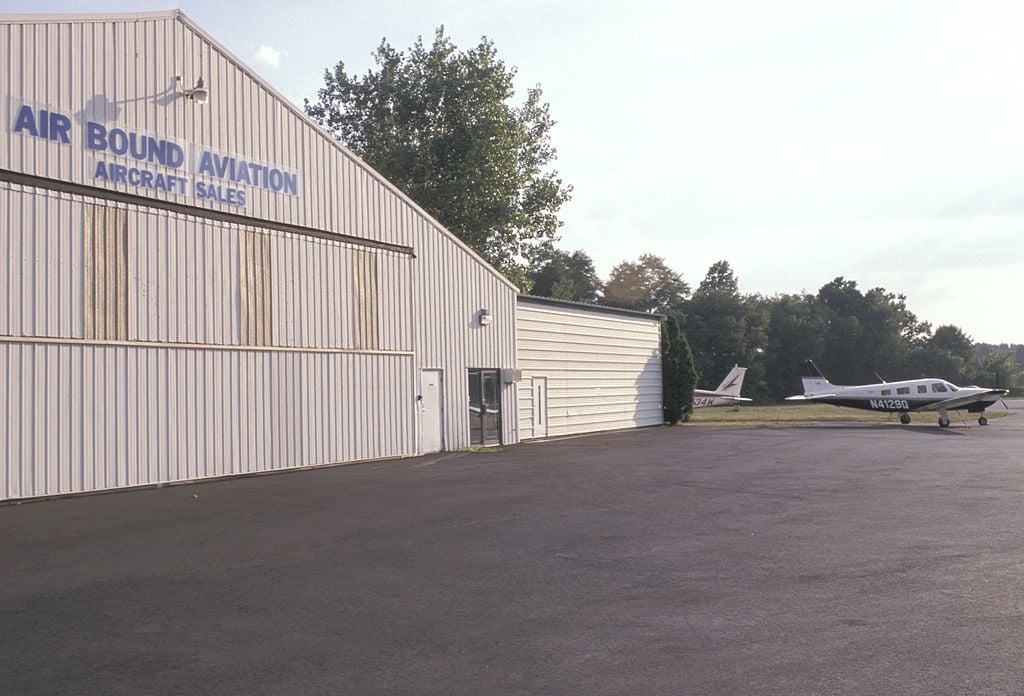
[195,149,298,197]
[13,105,71,143]
[85,122,185,169]
[195,181,246,207]
[93,160,188,195]
[14,100,300,208]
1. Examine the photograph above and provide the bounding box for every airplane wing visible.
[913,389,1007,412]
[785,394,837,401]
[717,396,753,403]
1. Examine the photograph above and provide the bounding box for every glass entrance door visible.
[468,369,501,446]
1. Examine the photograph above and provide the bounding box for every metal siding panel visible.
[30,344,44,494]
[6,347,20,498]
[92,204,105,338]
[114,207,128,340]
[162,214,176,341]
[27,192,41,336]
[0,190,10,335]
[325,245,339,346]
[1,346,11,499]
[261,232,277,345]
[281,234,297,346]
[6,193,22,335]
[239,229,251,344]
[184,221,198,343]
[56,197,70,337]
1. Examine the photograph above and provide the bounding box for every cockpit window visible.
[931,383,948,393]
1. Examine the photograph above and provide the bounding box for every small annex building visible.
[1,10,663,501]
[517,296,663,439]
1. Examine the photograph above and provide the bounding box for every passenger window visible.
[932,383,948,393]
[881,389,892,396]
[897,387,910,395]
[917,385,928,394]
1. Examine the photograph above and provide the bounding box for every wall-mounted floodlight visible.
[479,309,493,327]
[177,75,209,104]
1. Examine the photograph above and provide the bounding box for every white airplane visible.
[786,360,1008,427]
[693,365,753,408]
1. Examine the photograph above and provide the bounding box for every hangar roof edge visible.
[0,10,182,23]
[518,295,665,321]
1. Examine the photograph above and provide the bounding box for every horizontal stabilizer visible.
[786,393,837,401]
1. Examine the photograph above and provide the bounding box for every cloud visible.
[254,45,287,69]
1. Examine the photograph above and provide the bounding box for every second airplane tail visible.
[714,366,747,396]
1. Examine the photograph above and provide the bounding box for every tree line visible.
[530,250,1023,411]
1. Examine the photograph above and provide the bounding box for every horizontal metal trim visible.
[0,334,414,357]
[0,169,416,257]
[518,294,665,320]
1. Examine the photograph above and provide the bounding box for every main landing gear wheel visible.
[899,413,911,425]
[938,416,951,428]
[979,415,989,426]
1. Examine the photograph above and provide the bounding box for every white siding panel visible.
[0,341,416,500]
[517,299,663,439]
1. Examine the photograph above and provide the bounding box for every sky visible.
[9,1,1024,344]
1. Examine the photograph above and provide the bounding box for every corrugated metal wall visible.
[517,298,663,439]
[1,11,522,499]
[0,341,414,499]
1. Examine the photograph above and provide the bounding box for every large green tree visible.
[760,293,828,399]
[305,27,572,288]
[528,249,602,303]
[602,254,690,313]
[911,325,976,384]
[815,277,929,383]
[683,261,754,388]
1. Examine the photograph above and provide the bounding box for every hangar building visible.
[1,10,662,501]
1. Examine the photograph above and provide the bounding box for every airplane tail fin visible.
[799,360,833,395]
[714,366,747,396]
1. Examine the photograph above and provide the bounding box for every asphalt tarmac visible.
[3,402,1023,695]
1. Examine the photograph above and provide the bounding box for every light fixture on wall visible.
[177,75,209,104]
[479,309,493,326]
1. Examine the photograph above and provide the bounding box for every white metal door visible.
[532,376,548,438]
[419,369,444,453]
